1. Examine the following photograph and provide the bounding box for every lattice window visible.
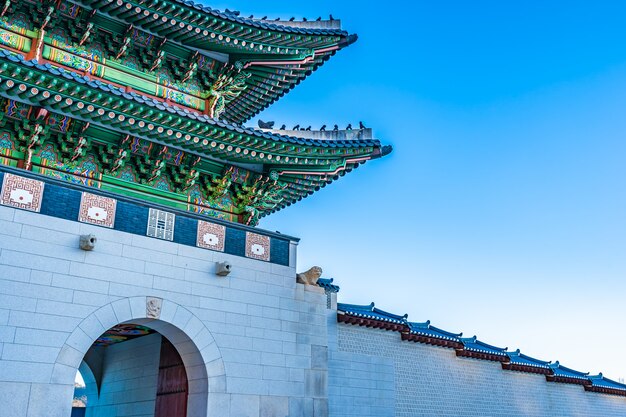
[147,208,175,241]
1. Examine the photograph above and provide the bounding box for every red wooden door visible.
[155,338,188,417]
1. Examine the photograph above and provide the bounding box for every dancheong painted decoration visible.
[0,0,391,225]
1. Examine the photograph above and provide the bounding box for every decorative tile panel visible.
[78,192,117,228]
[147,208,175,241]
[245,232,271,262]
[197,220,225,252]
[0,173,44,212]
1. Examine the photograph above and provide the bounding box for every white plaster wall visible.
[88,333,162,417]
[330,321,626,417]
[0,205,328,417]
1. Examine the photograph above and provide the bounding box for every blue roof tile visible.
[317,278,340,293]
[549,361,589,380]
[459,336,508,356]
[587,373,626,391]
[338,302,408,325]
[407,321,462,342]
[505,350,551,369]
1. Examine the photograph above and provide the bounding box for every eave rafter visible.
[0,49,386,223]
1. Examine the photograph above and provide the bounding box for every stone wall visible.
[88,334,162,417]
[0,202,328,417]
[329,319,626,417]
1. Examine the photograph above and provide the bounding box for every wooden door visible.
[154,338,188,417]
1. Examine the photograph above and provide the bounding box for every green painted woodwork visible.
[0,0,387,225]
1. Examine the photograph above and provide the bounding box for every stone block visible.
[0,381,29,417]
[305,369,328,398]
[313,398,329,417]
[78,314,107,341]
[208,375,227,393]
[0,325,15,343]
[0,264,31,283]
[13,210,80,234]
[122,245,174,266]
[0,294,37,312]
[8,311,80,332]
[206,393,230,417]
[51,274,109,295]
[260,395,289,417]
[311,345,328,370]
[1,250,70,274]
[0,205,15,221]
[0,219,22,237]
[2,343,59,363]
[230,394,261,415]
[14,328,70,348]
[83,250,145,273]
[35,299,94,319]
[50,362,76,384]
[0,360,54,383]
[110,298,132,323]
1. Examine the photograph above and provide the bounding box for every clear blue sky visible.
[213,1,626,380]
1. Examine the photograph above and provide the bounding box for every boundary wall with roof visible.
[327,300,626,417]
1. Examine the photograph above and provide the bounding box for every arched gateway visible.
[55,297,225,417]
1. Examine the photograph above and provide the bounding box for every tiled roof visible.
[407,321,462,342]
[338,302,407,325]
[459,336,508,357]
[170,2,349,36]
[317,278,340,293]
[549,361,590,380]
[505,349,551,370]
[0,49,380,151]
[586,373,626,395]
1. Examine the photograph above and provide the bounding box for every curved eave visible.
[0,50,384,166]
[337,313,407,332]
[89,0,352,50]
[139,0,350,36]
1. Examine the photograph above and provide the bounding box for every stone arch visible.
[53,296,226,416]
[76,360,99,406]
